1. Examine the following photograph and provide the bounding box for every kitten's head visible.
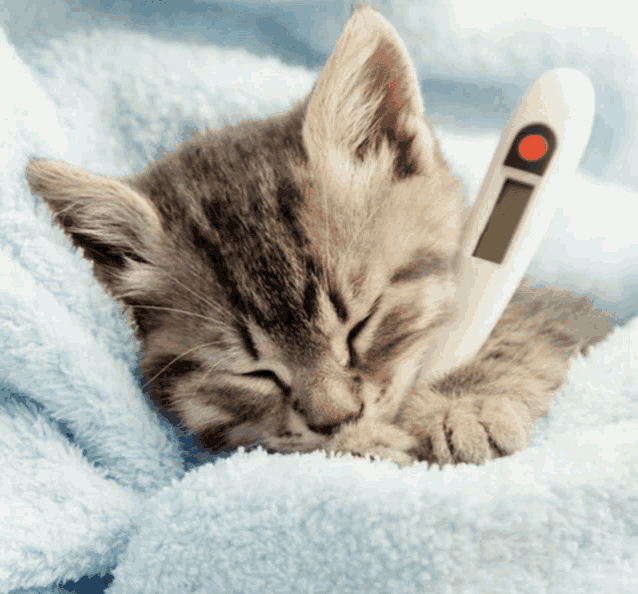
[28,4,464,455]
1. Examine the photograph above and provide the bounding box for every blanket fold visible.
[109,410,638,593]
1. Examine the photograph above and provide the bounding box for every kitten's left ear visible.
[303,4,441,180]
[27,158,162,292]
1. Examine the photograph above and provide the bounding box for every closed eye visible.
[243,370,278,380]
[242,370,290,395]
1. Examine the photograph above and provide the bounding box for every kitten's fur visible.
[28,4,613,467]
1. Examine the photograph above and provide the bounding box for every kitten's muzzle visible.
[306,401,364,436]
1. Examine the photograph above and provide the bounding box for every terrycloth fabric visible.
[2,24,637,594]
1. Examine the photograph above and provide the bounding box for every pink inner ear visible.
[389,80,405,110]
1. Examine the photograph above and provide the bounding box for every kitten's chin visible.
[258,435,330,456]
[260,410,332,454]
[215,410,331,455]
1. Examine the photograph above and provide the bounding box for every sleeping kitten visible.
[27,4,613,467]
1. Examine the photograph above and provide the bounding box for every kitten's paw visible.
[326,419,418,468]
[415,397,533,466]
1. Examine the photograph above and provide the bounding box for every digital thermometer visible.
[424,68,595,379]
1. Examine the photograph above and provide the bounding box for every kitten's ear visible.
[28,159,161,290]
[303,4,440,180]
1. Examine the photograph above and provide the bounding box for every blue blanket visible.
[2,22,637,594]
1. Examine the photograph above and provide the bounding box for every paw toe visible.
[479,398,532,455]
[417,398,532,466]
[446,406,494,464]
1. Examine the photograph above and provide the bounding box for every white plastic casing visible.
[423,68,595,379]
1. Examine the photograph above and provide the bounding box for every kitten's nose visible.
[297,373,364,432]
[307,401,364,435]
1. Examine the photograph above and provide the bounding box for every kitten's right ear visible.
[28,159,162,289]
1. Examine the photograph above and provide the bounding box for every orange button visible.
[518,134,547,161]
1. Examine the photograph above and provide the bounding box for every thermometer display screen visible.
[472,179,535,264]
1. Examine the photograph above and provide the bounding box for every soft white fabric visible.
[1,23,637,594]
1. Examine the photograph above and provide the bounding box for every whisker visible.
[142,342,218,389]
[323,183,332,270]
[125,304,222,325]
[162,271,225,316]
[167,273,228,317]
[113,281,228,323]
[191,366,215,401]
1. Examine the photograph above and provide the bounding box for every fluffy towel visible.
[1,24,637,594]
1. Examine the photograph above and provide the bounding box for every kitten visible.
[27,4,613,467]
